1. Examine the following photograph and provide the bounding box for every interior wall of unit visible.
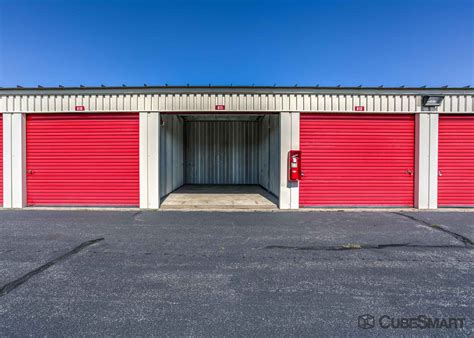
[258,114,280,197]
[184,120,260,185]
[159,115,184,198]
[159,114,280,198]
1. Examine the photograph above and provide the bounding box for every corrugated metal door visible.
[0,115,3,206]
[26,113,139,206]
[185,121,259,184]
[438,115,474,206]
[300,114,415,206]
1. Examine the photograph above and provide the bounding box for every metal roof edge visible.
[0,85,473,96]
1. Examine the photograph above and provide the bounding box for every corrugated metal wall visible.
[185,121,260,184]
[159,115,184,198]
[259,115,280,196]
[2,92,472,113]
[439,96,474,113]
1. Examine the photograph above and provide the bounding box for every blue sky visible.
[0,0,472,87]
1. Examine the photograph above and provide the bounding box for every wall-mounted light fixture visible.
[422,96,444,107]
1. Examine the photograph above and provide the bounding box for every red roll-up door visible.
[438,114,474,207]
[0,115,3,206]
[26,113,139,206]
[300,114,415,207]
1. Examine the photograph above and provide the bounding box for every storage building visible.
[1,86,472,209]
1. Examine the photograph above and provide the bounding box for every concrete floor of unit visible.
[160,185,278,210]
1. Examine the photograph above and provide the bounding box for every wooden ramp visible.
[160,185,278,210]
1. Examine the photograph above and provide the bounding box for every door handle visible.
[438,170,442,177]
[406,169,413,176]
[27,169,34,175]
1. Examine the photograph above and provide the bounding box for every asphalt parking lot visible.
[0,210,473,336]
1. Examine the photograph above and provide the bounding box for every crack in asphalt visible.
[0,238,104,298]
[394,212,474,247]
[264,243,469,251]
[265,212,474,252]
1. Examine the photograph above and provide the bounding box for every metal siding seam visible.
[14,96,20,112]
[394,95,401,112]
[452,96,459,112]
[445,96,452,112]
[458,96,465,112]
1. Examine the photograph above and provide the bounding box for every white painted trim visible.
[415,113,438,209]
[13,114,26,208]
[2,113,27,208]
[147,113,160,208]
[290,112,300,209]
[139,112,160,209]
[139,113,149,208]
[3,114,12,207]
[279,112,300,209]
[279,113,291,209]
[428,114,439,208]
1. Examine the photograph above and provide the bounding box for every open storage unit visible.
[159,114,280,208]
